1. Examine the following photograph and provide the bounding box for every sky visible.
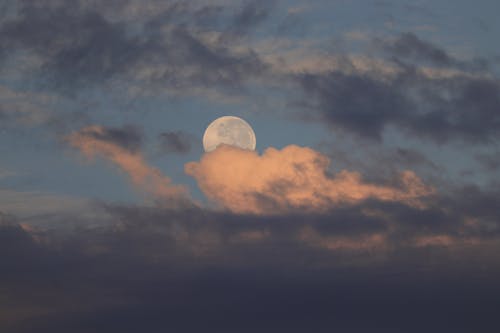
[1,0,500,332]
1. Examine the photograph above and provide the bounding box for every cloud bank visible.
[2,194,500,333]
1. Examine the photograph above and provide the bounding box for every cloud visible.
[298,70,409,140]
[230,0,275,35]
[0,189,89,219]
[1,163,499,331]
[298,225,387,252]
[276,33,499,144]
[296,61,500,142]
[379,32,454,67]
[80,124,142,152]
[378,32,489,71]
[475,152,500,171]
[130,26,265,91]
[0,0,267,94]
[185,145,434,214]
[68,125,189,204]
[158,130,196,154]
[68,129,434,214]
[0,3,145,90]
[0,85,58,126]
[2,191,500,333]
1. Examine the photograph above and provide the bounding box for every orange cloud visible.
[185,144,434,214]
[68,126,188,204]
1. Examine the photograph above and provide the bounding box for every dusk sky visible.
[1,1,500,332]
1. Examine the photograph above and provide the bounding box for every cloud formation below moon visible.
[186,144,434,214]
[67,126,434,215]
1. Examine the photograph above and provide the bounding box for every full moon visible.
[203,116,256,152]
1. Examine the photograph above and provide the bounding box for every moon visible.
[203,116,256,152]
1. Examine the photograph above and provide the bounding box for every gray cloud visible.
[0,3,149,93]
[154,27,266,87]
[158,130,196,154]
[298,71,409,140]
[476,152,500,171]
[77,125,143,153]
[230,0,275,35]
[0,1,267,94]
[297,59,500,143]
[378,32,489,71]
[379,32,454,67]
[322,144,440,185]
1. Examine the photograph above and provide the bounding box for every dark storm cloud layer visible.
[2,187,500,333]
[297,48,500,143]
[0,0,267,93]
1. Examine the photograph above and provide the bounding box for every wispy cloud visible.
[68,125,189,205]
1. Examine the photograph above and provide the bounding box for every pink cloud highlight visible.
[185,145,434,214]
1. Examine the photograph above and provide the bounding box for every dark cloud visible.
[76,125,143,152]
[157,27,266,87]
[0,213,39,261]
[297,59,500,143]
[323,145,440,185]
[380,32,454,67]
[193,4,225,27]
[0,1,267,93]
[476,152,500,171]
[230,0,274,35]
[158,130,195,154]
[1,4,142,90]
[1,185,500,332]
[392,147,435,167]
[298,71,410,140]
[449,185,500,221]
[377,32,490,71]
